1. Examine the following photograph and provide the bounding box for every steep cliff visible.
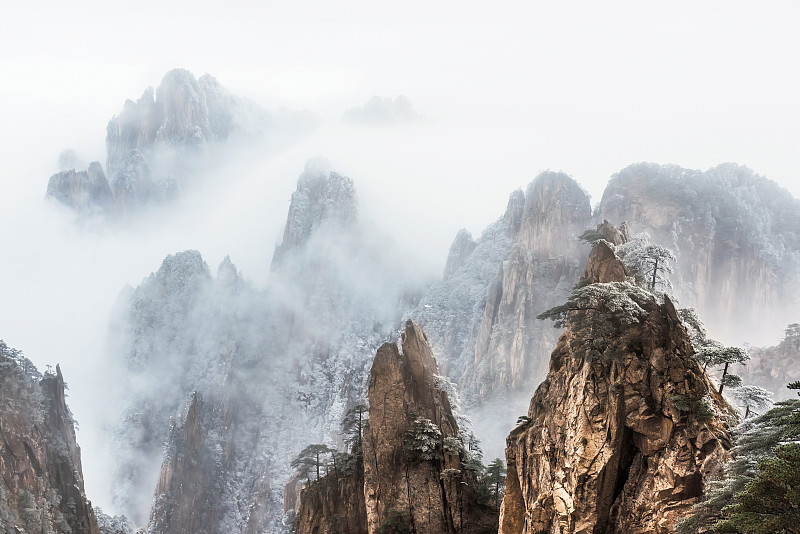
[411,172,591,452]
[499,229,733,534]
[598,162,800,342]
[45,161,112,212]
[0,340,100,534]
[293,321,496,534]
[293,458,367,534]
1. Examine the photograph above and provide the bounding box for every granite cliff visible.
[0,340,100,534]
[499,227,734,534]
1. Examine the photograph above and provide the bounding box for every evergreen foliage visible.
[403,417,443,461]
[675,383,800,533]
[291,444,335,482]
[616,232,677,291]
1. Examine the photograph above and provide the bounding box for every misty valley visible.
[2,69,800,534]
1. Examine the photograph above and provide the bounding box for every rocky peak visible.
[581,221,631,285]
[153,68,213,148]
[518,171,592,254]
[499,225,733,534]
[443,229,477,279]
[45,161,112,212]
[597,163,800,342]
[294,321,496,534]
[272,161,358,266]
[0,341,100,533]
[362,320,495,533]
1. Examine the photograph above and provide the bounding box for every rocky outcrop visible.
[362,321,495,534]
[736,332,800,402]
[499,229,733,534]
[108,164,426,531]
[293,321,496,534]
[45,161,112,212]
[0,340,100,534]
[106,69,268,182]
[293,460,367,534]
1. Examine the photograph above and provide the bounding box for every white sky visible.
[1,0,799,513]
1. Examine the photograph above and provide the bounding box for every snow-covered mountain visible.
[107,161,426,531]
[44,69,317,215]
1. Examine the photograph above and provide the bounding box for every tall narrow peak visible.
[271,160,358,267]
[293,321,497,534]
[362,320,495,534]
[499,224,733,534]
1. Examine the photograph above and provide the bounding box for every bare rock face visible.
[45,161,112,212]
[499,232,733,534]
[293,460,367,534]
[362,320,495,534]
[0,341,100,534]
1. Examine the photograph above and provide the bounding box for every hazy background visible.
[1,0,799,513]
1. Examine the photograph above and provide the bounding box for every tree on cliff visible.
[481,458,506,509]
[341,403,368,453]
[714,443,800,534]
[732,385,773,419]
[616,232,677,291]
[291,444,335,482]
[698,345,750,394]
[537,281,651,330]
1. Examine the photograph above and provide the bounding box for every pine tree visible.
[341,403,368,453]
[291,444,335,482]
[483,458,506,509]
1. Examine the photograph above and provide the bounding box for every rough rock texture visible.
[45,161,112,211]
[361,321,496,534]
[0,341,100,534]
[499,231,733,534]
[293,321,495,534]
[293,459,367,534]
[598,162,800,343]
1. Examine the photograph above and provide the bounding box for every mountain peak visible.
[272,162,358,266]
